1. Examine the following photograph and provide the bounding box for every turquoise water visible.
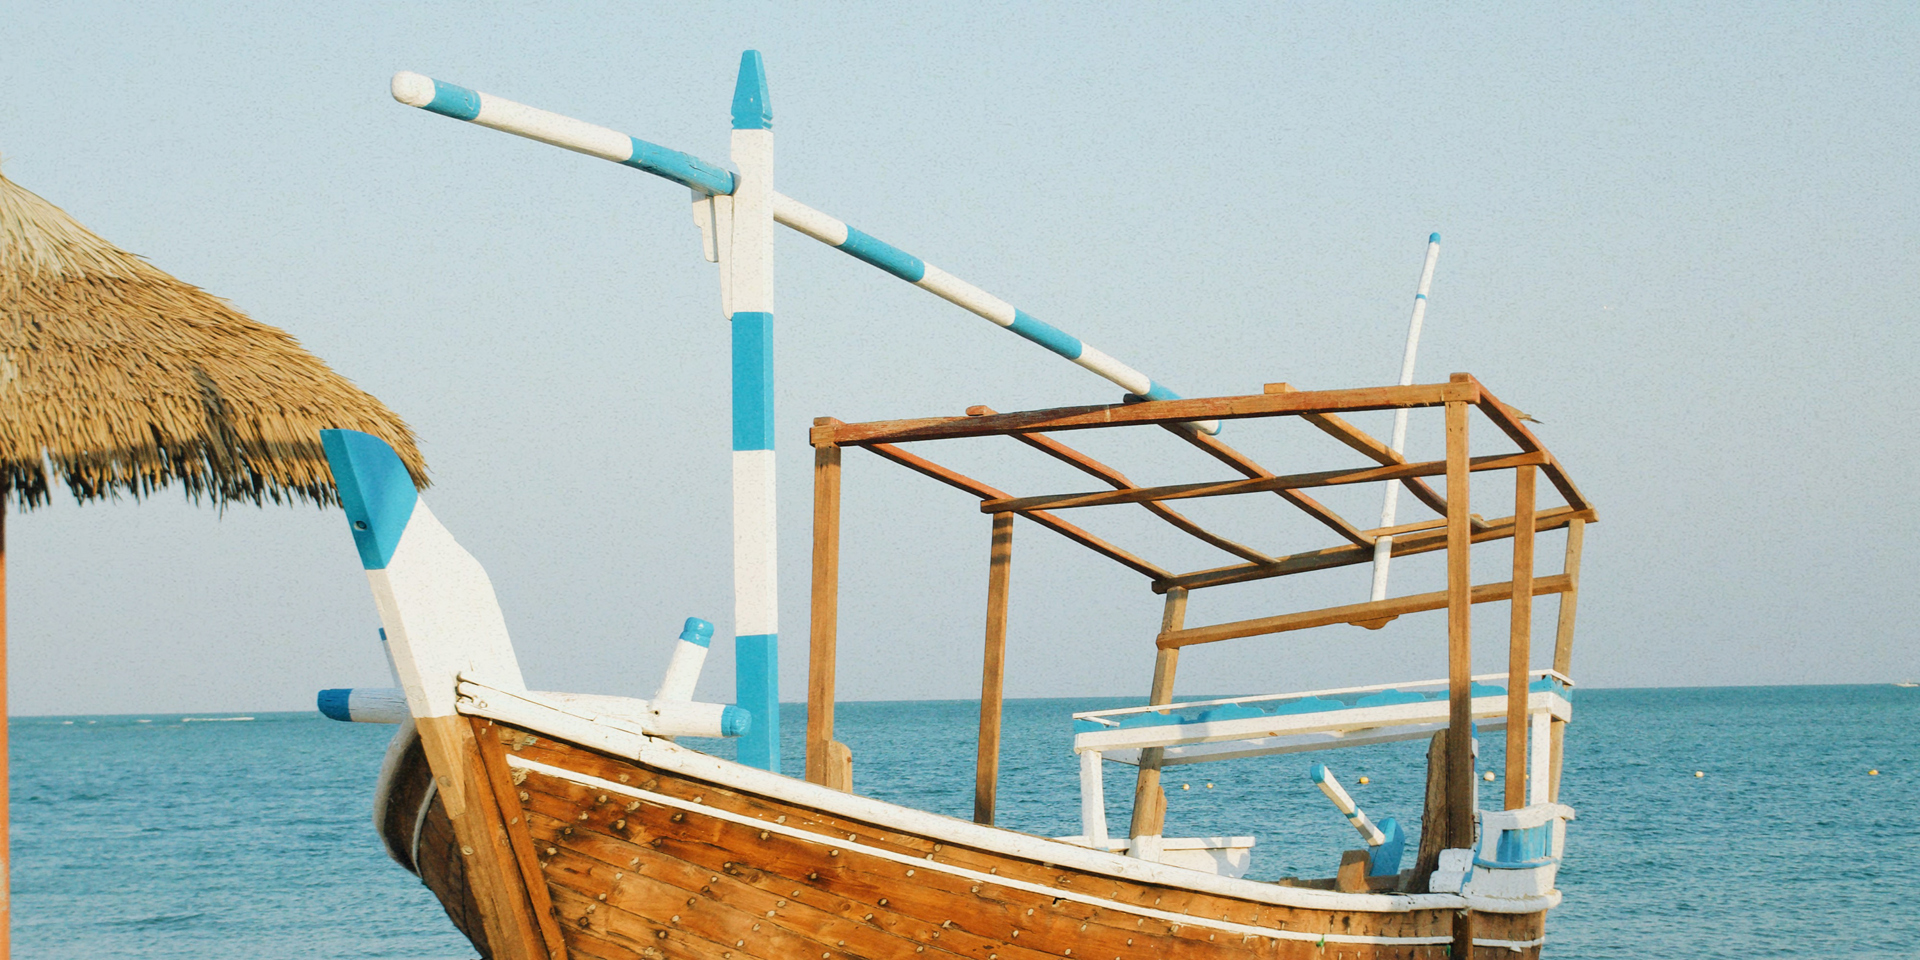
[11,686,1917,958]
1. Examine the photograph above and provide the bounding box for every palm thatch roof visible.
[0,167,427,508]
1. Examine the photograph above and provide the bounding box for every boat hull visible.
[383,720,1547,960]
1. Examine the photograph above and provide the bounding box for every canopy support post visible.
[1505,464,1536,810]
[973,512,1014,824]
[1127,588,1187,849]
[806,437,845,789]
[1548,518,1586,801]
[1444,381,1475,959]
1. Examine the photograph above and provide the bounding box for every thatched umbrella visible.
[0,166,428,954]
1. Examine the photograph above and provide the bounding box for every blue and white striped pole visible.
[388,70,1215,433]
[1368,233,1441,602]
[768,203,1218,435]
[726,52,781,773]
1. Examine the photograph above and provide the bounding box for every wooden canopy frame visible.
[804,373,1594,863]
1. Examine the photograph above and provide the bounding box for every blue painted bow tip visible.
[731,51,771,129]
[680,617,716,647]
[317,689,353,722]
[1309,763,1330,784]
[320,429,419,571]
[720,705,754,737]
[1429,232,1441,244]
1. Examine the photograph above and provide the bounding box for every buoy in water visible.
[1357,776,1370,785]
[1181,783,1190,790]
[1694,771,1705,778]
[1205,782,1214,789]
[1483,771,1495,782]
[1869,769,1879,776]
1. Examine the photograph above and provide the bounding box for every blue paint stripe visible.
[734,633,780,771]
[731,51,772,130]
[731,312,774,451]
[321,429,418,571]
[423,80,482,121]
[1414,293,1427,300]
[624,137,737,195]
[679,617,715,648]
[1008,310,1083,360]
[838,227,926,282]
[1429,232,1442,244]
[1139,381,1181,402]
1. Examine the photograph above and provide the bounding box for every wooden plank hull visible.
[382,722,1548,960]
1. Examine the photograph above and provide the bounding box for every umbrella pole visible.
[1,508,9,960]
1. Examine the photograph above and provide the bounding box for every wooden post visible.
[1548,518,1585,802]
[973,512,1014,825]
[1444,386,1475,959]
[1505,464,1536,810]
[806,439,843,788]
[1411,731,1449,889]
[473,719,569,960]
[1127,589,1187,843]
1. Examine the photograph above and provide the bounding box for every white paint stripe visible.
[771,194,847,245]
[728,129,775,314]
[732,449,778,636]
[511,756,1456,947]
[471,93,636,163]
[916,263,1016,326]
[1070,345,1153,396]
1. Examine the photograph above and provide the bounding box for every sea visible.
[10,685,1916,959]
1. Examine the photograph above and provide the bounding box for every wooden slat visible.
[1444,393,1474,857]
[472,718,569,960]
[1476,383,1593,515]
[806,435,843,789]
[1549,518,1586,803]
[863,442,1170,580]
[1157,575,1571,649]
[982,451,1547,514]
[1127,589,1186,843]
[1266,382,1453,518]
[1153,504,1595,593]
[974,512,1014,826]
[1001,420,1277,565]
[813,381,1479,446]
[1163,424,1374,547]
[1505,464,1537,811]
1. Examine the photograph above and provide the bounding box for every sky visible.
[1,2,1915,715]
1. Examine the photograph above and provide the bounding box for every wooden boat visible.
[319,49,1597,960]
[318,371,1594,960]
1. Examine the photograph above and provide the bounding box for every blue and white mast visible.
[724,52,781,772]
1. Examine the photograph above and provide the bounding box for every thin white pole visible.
[1369,234,1441,602]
